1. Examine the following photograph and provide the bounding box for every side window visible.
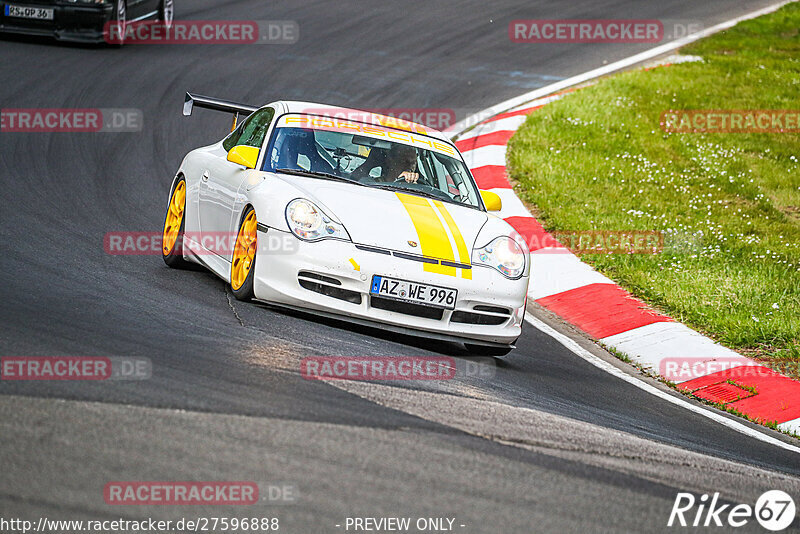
[222,107,275,152]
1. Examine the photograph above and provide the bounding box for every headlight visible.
[285,199,350,242]
[473,236,526,279]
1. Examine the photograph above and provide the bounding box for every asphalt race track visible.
[1,1,798,532]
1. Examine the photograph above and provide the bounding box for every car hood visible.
[281,175,489,265]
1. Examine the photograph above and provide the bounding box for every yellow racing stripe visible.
[395,193,456,276]
[433,200,472,280]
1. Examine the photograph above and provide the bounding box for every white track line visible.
[524,315,800,454]
[449,1,796,135]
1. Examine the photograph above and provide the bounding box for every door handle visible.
[201,171,210,182]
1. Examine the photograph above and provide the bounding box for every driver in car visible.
[352,144,420,183]
[383,144,419,183]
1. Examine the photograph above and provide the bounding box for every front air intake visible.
[370,296,444,320]
[298,272,361,304]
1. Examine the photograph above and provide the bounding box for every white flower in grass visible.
[772,303,779,310]
[752,316,760,323]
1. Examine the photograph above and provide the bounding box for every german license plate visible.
[370,275,457,310]
[5,4,54,19]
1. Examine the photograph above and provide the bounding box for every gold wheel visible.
[231,209,257,291]
[162,180,185,256]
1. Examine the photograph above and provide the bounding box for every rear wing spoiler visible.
[183,92,259,130]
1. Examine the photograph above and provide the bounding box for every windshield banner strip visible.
[277,114,457,157]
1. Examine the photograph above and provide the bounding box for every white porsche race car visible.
[162,93,530,355]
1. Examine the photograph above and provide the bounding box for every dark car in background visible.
[0,0,173,43]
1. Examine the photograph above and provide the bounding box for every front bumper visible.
[0,2,114,43]
[253,230,529,346]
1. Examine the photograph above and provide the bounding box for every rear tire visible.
[158,0,174,29]
[109,0,127,46]
[464,343,513,358]
[231,207,257,301]
[162,178,190,269]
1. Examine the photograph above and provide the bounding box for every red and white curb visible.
[451,71,800,438]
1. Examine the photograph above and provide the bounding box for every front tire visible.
[162,178,190,268]
[465,343,513,358]
[231,207,257,301]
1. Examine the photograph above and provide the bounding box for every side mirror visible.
[480,190,502,212]
[227,145,260,169]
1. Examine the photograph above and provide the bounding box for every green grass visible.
[507,4,800,367]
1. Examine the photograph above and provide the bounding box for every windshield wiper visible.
[371,183,454,204]
[275,168,364,186]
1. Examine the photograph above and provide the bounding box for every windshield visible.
[263,117,482,209]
